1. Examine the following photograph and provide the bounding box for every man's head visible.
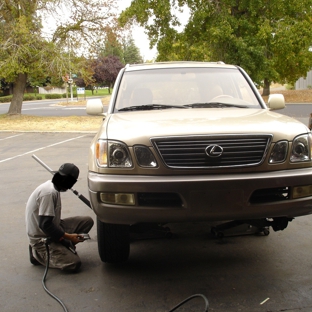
[52,163,79,191]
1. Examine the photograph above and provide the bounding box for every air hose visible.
[42,239,208,312]
[42,239,68,312]
[168,294,209,312]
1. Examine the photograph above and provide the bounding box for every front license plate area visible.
[190,189,244,214]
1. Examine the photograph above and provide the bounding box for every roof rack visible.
[126,61,226,67]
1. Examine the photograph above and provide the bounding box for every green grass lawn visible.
[32,87,111,98]
[0,87,111,103]
[84,88,110,96]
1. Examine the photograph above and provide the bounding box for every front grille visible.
[152,135,272,168]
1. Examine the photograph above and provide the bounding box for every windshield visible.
[114,67,262,112]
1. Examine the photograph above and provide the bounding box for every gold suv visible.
[87,62,312,263]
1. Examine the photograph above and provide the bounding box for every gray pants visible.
[32,216,94,272]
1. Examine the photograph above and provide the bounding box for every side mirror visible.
[267,94,285,110]
[86,99,105,116]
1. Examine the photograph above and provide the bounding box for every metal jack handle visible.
[32,154,92,209]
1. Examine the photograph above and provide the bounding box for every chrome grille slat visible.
[152,135,271,168]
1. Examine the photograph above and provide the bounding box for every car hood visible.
[105,108,308,145]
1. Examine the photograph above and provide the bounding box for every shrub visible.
[0,96,12,103]
[45,94,62,99]
[62,93,77,98]
[23,95,35,101]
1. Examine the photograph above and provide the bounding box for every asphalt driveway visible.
[1,132,312,312]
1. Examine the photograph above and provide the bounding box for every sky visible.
[117,0,157,61]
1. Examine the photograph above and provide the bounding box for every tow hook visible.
[271,217,293,231]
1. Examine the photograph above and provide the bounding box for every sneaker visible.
[29,245,41,265]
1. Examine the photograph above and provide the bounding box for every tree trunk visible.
[7,73,28,115]
[262,78,271,96]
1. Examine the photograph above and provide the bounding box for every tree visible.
[119,0,312,95]
[94,28,143,64]
[92,55,123,93]
[97,29,124,60]
[0,0,118,115]
[72,57,96,92]
[123,37,143,64]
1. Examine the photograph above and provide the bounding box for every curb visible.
[0,130,97,133]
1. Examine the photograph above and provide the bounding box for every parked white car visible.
[87,62,312,263]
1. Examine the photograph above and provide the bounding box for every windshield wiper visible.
[118,104,188,111]
[185,102,248,108]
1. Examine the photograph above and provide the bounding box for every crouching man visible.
[26,163,94,272]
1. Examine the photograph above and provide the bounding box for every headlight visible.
[290,133,312,163]
[134,145,158,167]
[269,141,288,163]
[95,140,132,168]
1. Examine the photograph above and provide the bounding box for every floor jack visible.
[210,217,292,239]
[210,220,270,239]
[129,216,292,241]
[130,220,271,241]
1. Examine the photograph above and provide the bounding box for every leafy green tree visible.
[74,58,97,92]
[120,0,312,95]
[96,29,143,64]
[0,0,118,115]
[97,29,124,60]
[123,37,143,64]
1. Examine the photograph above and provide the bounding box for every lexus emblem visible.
[205,144,223,157]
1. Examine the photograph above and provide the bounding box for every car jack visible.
[210,217,292,239]
[211,221,269,238]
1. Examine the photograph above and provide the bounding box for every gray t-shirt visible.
[25,180,61,245]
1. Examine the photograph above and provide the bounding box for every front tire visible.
[97,218,130,263]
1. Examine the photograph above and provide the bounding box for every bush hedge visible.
[23,95,35,101]
[0,96,12,103]
[45,93,62,99]
[0,95,43,102]
[62,93,77,98]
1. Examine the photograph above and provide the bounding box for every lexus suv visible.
[87,62,312,263]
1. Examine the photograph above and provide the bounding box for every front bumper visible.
[88,168,312,224]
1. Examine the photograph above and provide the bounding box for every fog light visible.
[100,193,135,205]
[292,185,312,199]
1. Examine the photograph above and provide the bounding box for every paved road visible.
[0,99,312,123]
[1,132,312,312]
[0,97,107,116]
[278,103,312,126]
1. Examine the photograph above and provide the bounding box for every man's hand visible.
[63,233,83,244]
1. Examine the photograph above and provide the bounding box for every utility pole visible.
[69,74,73,102]
[68,40,73,102]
